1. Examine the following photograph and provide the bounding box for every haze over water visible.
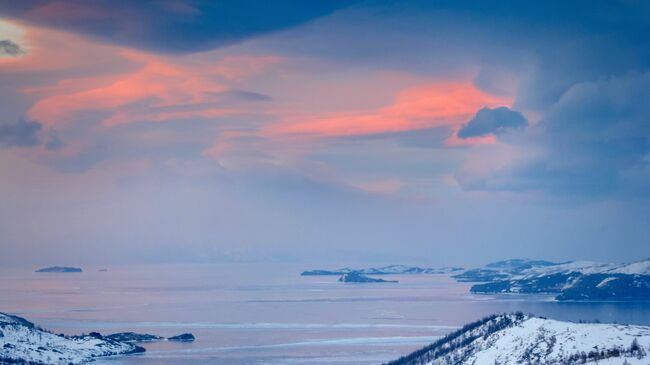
[2,264,648,365]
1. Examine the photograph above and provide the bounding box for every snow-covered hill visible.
[459,259,650,301]
[516,259,650,279]
[455,259,650,283]
[386,313,650,365]
[0,312,144,365]
[452,259,559,282]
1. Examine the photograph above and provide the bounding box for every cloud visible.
[0,119,42,147]
[458,107,527,139]
[0,39,24,56]
[28,51,281,127]
[266,82,511,138]
[0,1,353,53]
[208,89,272,103]
[457,72,650,195]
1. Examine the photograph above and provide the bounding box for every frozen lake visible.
[1,263,649,364]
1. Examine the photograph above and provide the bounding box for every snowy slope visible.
[0,312,143,365]
[517,259,650,279]
[456,259,650,283]
[453,260,559,282]
[386,314,650,365]
[463,259,650,300]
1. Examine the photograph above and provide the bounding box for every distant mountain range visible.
[460,259,650,301]
[385,313,650,365]
[301,265,464,276]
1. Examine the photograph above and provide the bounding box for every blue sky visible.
[0,1,649,266]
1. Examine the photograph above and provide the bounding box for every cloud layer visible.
[0,1,352,53]
[1,1,649,265]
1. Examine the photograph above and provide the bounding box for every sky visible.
[1,1,649,267]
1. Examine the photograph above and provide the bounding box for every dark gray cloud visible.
[0,40,24,56]
[458,107,527,139]
[0,1,353,53]
[0,119,65,150]
[0,120,42,147]
[458,72,650,196]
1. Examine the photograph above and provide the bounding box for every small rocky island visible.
[168,333,195,341]
[338,272,398,283]
[35,266,83,273]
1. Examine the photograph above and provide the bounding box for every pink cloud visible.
[15,25,283,128]
[206,80,513,162]
[27,51,279,127]
[265,81,512,140]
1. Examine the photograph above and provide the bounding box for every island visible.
[35,266,83,273]
[168,333,195,342]
[338,272,398,283]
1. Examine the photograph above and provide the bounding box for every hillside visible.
[386,313,650,365]
[459,259,650,301]
[0,312,144,365]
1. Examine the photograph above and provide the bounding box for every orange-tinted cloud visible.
[24,38,282,127]
[266,82,512,140]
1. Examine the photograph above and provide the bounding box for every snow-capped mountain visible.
[386,313,650,365]
[0,312,144,365]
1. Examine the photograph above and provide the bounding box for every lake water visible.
[1,263,649,364]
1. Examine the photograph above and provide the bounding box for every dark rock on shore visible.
[106,332,164,343]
